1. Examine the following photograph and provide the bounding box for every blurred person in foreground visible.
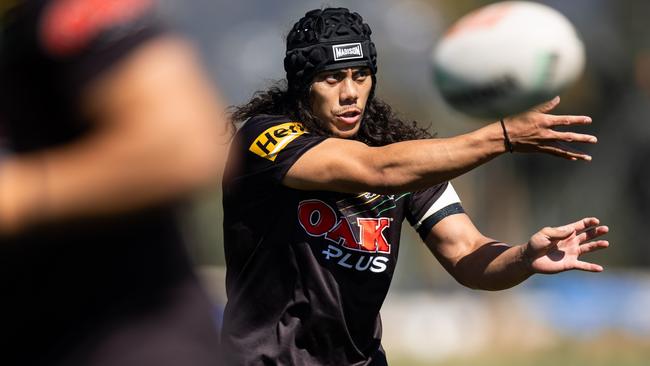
[221,7,610,366]
[0,0,228,364]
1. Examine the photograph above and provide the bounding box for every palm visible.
[526,218,609,274]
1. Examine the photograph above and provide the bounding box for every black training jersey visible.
[221,115,464,365]
[0,1,219,365]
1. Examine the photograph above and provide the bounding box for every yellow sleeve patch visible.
[249,122,307,161]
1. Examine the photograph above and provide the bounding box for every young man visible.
[221,7,609,366]
[1,0,227,364]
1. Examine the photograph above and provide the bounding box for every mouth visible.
[335,109,362,125]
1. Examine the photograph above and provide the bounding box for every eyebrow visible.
[324,68,367,76]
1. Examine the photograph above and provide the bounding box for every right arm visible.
[423,214,608,291]
[284,97,596,194]
[0,37,228,236]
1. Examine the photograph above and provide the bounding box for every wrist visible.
[473,122,510,158]
[519,243,536,274]
[500,118,514,153]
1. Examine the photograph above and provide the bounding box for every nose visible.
[339,70,358,105]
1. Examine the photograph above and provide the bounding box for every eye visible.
[354,69,370,81]
[325,73,344,84]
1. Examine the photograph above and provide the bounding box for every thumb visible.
[532,96,560,113]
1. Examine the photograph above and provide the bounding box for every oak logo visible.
[249,122,306,161]
[332,43,363,61]
[298,200,391,253]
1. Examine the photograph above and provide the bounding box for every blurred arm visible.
[284,97,596,195]
[0,37,228,235]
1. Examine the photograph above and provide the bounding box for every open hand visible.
[502,96,597,161]
[523,217,609,274]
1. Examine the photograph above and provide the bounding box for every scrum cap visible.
[284,7,377,91]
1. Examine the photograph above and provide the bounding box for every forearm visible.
[285,120,510,193]
[370,122,506,193]
[0,37,226,236]
[0,122,221,236]
[454,242,533,291]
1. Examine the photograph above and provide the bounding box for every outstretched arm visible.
[284,97,596,194]
[425,214,609,291]
[0,37,228,236]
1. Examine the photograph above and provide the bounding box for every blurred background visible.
[161,0,650,364]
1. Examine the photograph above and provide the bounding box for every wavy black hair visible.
[230,80,432,147]
[232,7,432,145]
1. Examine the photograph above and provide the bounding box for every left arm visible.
[425,214,609,291]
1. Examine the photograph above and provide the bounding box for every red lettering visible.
[358,218,391,253]
[325,219,358,249]
[298,200,337,236]
[298,200,392,255]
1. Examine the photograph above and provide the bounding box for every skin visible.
[309,68,372,138]
[283,66,609,290]
[0,37,228,236]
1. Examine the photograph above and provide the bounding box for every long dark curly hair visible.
[230,80,433,147]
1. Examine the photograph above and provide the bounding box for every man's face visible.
[309,67,372,138]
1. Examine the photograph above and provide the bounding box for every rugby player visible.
[1,0,226,364]
[221,7,609,366]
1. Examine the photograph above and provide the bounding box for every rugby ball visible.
[432,1,585,119]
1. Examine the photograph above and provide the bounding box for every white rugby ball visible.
[432,1,585,119]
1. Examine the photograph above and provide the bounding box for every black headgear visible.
[284,8,378,91]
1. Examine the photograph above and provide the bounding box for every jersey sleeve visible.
[405,182,465,240]
[230,115,328,186]
[39,0,167,89]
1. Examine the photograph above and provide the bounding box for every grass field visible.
[390,333,650,366]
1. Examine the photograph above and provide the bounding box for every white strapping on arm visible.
[413,183,461,230]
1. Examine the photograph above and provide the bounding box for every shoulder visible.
[225,114,325,185]
[38,0,164,58]
[237,114,307,145]
[238,114,303,134]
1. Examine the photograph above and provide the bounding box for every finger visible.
[540,225,575,241]
[551,131,598,144]
[569,217,601,233]
[576,225,609,242]
[548,115,593,127]
[572,260,604,272]
[540,141,592,161]
[532,96,560,113]
[579,240,609,255]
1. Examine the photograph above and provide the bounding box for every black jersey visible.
[0,1,219,365]
[221,115,464,365]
